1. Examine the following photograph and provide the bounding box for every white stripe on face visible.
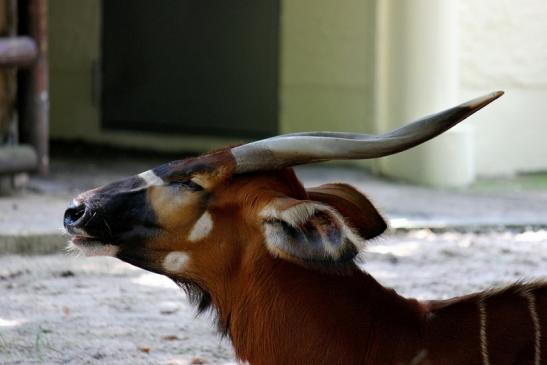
[188,211,213,242]
[162,251,190,273]
[138,170,164,186]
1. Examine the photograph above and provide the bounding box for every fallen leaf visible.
[190,357,208,364]
[162,335,179,341]
[160,308,179,315]
[138,346,151,353]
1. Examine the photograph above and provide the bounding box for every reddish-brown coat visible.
[188,168,544,365]
[186,169,425,364]
[71,154,544,364]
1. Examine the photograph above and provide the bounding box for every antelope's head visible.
[64,92,502,306]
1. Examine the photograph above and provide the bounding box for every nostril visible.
[64,204,87,228]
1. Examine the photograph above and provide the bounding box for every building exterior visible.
[49,0,547,186]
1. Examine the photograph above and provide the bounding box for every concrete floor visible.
[2,229,547,364]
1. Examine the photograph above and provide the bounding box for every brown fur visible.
[71,157,546,364]
[159,169,544,364]
[307,183,388,240]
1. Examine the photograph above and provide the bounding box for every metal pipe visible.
[0,36,37,67]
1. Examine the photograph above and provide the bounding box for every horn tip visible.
[491,90,505,100]
[463,90,504,110]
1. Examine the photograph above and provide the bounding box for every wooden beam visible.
[0,144,37,174]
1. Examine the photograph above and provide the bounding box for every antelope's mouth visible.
[64,200,116,238]
[70,234,107,246]
[66,229,116,256]
[64,203,120,256]
[67,234,119,257]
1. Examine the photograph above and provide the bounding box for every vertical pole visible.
[6,0,18,143]
[0,0,15,140]
[25,0,48,174]
[374,0,473,187]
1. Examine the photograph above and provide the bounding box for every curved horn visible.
[232,91,503,174]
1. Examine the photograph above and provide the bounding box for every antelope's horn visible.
[231,91,504,174]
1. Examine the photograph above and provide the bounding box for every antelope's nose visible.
[63,202,88,233]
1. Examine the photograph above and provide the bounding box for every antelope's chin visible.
[67,236,119,257]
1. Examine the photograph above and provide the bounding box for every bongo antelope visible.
[64,92,538,365]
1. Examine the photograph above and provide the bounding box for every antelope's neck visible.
[213,255,428,365]
[205,251,546,365]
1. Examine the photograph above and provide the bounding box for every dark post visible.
[22,0,48,174]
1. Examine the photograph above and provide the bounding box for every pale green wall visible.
[279,0,377,135]
[48,0,547,183]
[49,0,241,152]
[49,0,100,140]
[49,0,378,154]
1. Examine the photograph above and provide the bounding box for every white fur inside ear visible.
[138,170,164,186]
[260,202,317,227]
[260,201,367,261]
[162,251,190,273]
[188,211,213,242]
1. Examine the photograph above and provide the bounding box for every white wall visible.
[374,0,475,187]
[459,0,547,176]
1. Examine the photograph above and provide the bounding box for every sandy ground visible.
[2,229,547,364]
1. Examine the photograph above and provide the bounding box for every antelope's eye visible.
[170,179,203,192]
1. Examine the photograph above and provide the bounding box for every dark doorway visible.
[102,0,279,138]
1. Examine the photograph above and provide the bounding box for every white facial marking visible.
[138,170,164,186]
[162,251,190,273]
[188,211,213,242]
[66,241,119,257]
[478,296,490,365]
[521,290,541,365]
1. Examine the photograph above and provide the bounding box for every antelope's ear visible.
[307,183,387,240]
[259,197,366,271]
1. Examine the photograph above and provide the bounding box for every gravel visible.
[1,230,547,364]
